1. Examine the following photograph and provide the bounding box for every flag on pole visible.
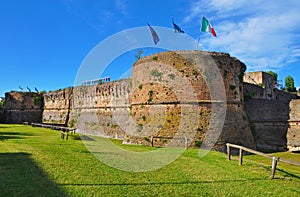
[35,87,39,93]
[201,16,217,37]
[19,86,23,91]
[172,18,184,33]
[147,23,160,45]
[27,86,31,92]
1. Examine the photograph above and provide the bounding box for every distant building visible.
[243,71,276,99]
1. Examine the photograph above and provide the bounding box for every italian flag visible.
[201,16,217,37]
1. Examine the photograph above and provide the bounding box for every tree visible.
[267,71,278,82]
[285,75,296,92]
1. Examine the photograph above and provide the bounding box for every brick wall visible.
[1,92,43,124]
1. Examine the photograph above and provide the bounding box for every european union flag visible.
[147,23,160,45]
[27,86,31,92]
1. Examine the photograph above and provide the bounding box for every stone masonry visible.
[1,50,300,152]
[1,91,43,124]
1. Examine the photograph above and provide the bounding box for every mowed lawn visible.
[0,124,299,196]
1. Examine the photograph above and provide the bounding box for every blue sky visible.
[1,0,300,97]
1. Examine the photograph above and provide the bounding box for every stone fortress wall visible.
[43,80,131,139]
[1,51,299,152]
[128,51,255,151]
[243,72,298,151]
[0,92,43,124]
[286,99,300,151]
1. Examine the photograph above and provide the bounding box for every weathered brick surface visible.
[245,99,291,152]
[287,99,300,151]
[43,88,72,125]
[1,92,43,124]
[128,51,255,151]
[32,50,300,153]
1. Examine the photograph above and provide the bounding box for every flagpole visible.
[174,32,177,51]
[197,34,201,50]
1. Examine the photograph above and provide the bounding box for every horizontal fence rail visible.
[150,136,189,149]
[31,123,76,140]
[226,143,300,179]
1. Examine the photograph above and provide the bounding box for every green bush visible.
[152,56,158,60]
[138,84,143,90]
[195,140,202,147]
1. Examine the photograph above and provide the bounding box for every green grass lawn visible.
[0,124,300,196]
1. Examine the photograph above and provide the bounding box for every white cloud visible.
[115,0,128,16]
[184,0,300,72]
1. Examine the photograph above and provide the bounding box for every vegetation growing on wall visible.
[138,84,143,90]
[150,69,162,81]
[69,119,75,128]
[168,73,175,80]
[152,56,158,60]
[0,99,5,109]
[32,96,43,106]
[137,123,143,132]
[147,90,153,102]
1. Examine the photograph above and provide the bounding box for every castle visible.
[1,50,299,152]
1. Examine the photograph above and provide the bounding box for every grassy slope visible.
[0,124,299,196]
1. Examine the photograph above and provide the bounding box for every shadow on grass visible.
[276,168,300,179]
[58,178,267,187]
[0,132,34,136]
[0,131,34,141]
[80,135,96,141]
[70,134,82,140]
[0,135,23,141]
[230,157,300,180]
[0,152,66,196]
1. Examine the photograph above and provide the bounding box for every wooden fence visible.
[150,136,189,149]
[226,143,300,179]
[31,123,76,140]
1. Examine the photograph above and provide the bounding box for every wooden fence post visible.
[227,143,231,161]
[185,137,188,149]
[271,156,278,179]
[151,136,153,147]
[239,148,243,166]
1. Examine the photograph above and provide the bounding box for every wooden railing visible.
[150,136,189,149]
[226,143,300,179]
[31,123,76,140]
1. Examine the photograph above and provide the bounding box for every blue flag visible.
[172,18,184,33]
[27,86,31,92]
[147,23,160,45]
[35,87,39,92]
